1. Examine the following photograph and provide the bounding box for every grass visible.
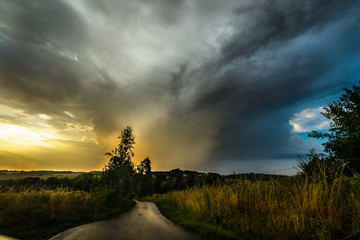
[0,187,135,240]
[146,173,360,240]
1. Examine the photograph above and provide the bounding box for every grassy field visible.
[146,174,360,240]
[0,187,134,240]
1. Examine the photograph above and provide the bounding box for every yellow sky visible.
[0,103,216,171]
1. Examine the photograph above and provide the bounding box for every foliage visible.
[102,126,136,206]
[104,126,135,172]
[137,157,152,175]
[136,158,153,197]
[309,83,360,173]
[152,169,223,194]
[297,148,345,179]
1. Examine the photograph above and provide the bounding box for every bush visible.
[297,148,345,179]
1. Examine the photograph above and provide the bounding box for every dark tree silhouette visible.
[137,157,152,175]
[136,157,153,196]
[102,126,136,206]
[105,126,135,172]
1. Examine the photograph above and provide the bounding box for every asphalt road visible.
[0,235,19,240]
[49,201,201,240]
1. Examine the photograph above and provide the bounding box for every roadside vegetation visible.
[147,171,360,239]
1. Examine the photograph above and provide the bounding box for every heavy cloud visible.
[0,0,359,173]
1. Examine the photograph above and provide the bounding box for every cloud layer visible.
[289,107,330,133]
[0,0,359,173]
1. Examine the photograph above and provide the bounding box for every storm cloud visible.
[0,0,359,173]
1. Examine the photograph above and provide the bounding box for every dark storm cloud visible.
[187,0,360,165]
[0,0,86,107]
[220,0,354,62]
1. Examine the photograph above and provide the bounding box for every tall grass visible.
[149,173,360,239]
[1,188,89,221]
[0,187,133,240]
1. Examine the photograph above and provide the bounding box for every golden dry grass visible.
[0,188,92,224]
[150,174,360,239]
[0,186,129,239]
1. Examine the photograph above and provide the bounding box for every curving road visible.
[49,201,201,240]
[0,235,19,240]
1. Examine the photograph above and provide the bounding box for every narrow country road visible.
[49,201,201,240]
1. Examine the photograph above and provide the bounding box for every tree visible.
[105,126,135,172]
[136,157,153,196]
[309,83,360,173]
[137,157,152,175]
[102,126,136,206]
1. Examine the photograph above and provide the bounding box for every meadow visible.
[146,173,360,240]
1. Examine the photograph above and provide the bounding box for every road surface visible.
[0,235,18,240]
[49,201,201,240]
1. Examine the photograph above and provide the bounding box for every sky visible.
[0,0,359,175]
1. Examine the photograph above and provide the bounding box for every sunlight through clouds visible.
[38,114,52,120]
[0,123,52,147]
[64,111,75,118]
[289,107,330,133]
